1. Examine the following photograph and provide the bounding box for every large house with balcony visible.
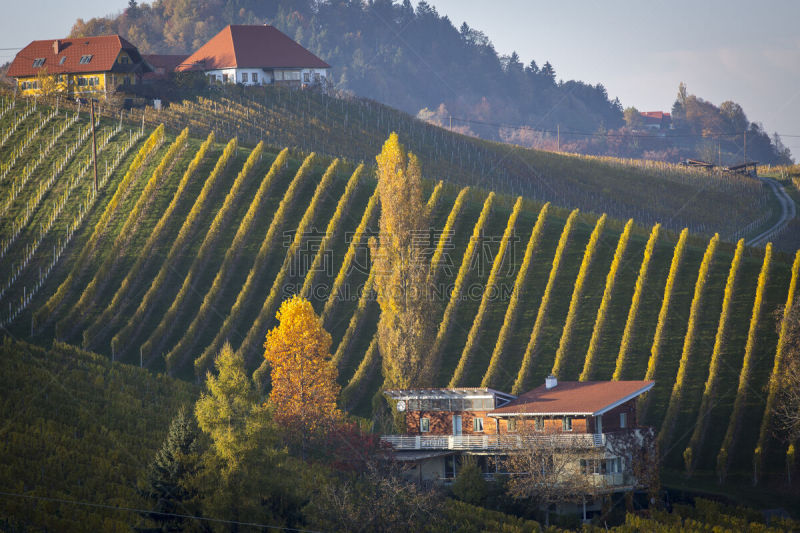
[176,25,330,87]
[382,376,655,512]
[7,35,151,97]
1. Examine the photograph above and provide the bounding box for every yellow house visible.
[8,35,150,98]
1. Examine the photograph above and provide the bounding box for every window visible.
[252,72,258,84]
[313,72,321,83]
[78,77,87,87]
[303,72,310,82]
[562,416,573,431]
[241,72,248,83]
[420,417,430,433]
[222,73,229,83]
[119,55,129,64]
[32,58,45,67]
[473,418,484,432]
[534,417,544,431]
[79,55,93,64]
[59,56,67,65]
[620,412,627,429]
[507,418,517,432]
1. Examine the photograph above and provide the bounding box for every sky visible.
[2,0,799,159]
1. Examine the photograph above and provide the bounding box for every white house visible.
[177,24,330,87]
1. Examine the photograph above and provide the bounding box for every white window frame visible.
[562,416,573,431]
[620,412,627,429]
[241,72,248,83]
[473,417,484,432]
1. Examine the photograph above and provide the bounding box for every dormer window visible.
[59,56,67,65]
[79,55,93,64]
[119,55,129,64]
[32,58,45,67]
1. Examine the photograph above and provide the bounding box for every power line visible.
[0,490,322,532]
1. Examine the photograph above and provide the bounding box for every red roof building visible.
[143,54,189,80]
[7,35,150,96]
[176,25,330,87]
[640,111,672,130]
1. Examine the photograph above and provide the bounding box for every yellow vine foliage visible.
[301,164,365,300]
[482,202,549,389]
[425,192,495,383]
[551,213,607,378]
[111,135,234,357]
[612,223,660,380]
[197,153,318,372]
[239,158,340,365]
[429,186,470,283]
[580,218,633,381]
[88,131,214,349]
[716,243,771,481]
[263,295,341,434]
[68,127,189,339]
[35,124,165,327]
[753,248,800,482]
[685,238,744,474]
[512,208,579,395]
[450,196,522,387]
[657,233,719,450]
[321,188,379,326]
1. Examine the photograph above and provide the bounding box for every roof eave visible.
[591,382,654,416]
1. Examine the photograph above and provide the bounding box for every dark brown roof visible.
[176,24,330,72]
[143,54,189,70]
[7,35,148,78]
[489,381,654,417]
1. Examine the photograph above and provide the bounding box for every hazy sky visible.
[2,0,799,159]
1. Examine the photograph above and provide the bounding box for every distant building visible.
[382,376,655,518]
[7,35,151,97]
[176,25,330,87]
[143,54,189,81]
[640,111,672,131]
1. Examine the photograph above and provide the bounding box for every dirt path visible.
[746,177,797,247]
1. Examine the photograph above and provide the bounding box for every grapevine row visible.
[482,202,550,389]
[580,218,633,381]
[194,153,318,373]
[450,196,522,386]
[551,213,607,378]
[429,186,470,282]
[612,223,661,380]
[683,238,744,474]
[657,233,719,450]
[512,209,579,394]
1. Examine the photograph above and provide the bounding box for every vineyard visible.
[0,93,799,494]
[22,88,782,243]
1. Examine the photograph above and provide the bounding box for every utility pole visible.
[90,99,98,194]
[449,115,452,130]
[557,124,560,152]
[744,129,747,163]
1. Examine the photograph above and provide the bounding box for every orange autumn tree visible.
[263,295,341,436]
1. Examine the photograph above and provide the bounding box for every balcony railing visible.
[381,433,606,451]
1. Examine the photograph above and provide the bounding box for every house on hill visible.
[382,376,656,518]
[7,35,151,97]
[142,54,189,81]
[176,25,330,87]
[640,111,672,131]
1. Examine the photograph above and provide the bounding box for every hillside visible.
[0,94,798,494]
[77,86,777,242]
[0,338,197,531]
[67,0,792,164]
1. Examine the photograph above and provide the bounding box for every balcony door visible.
[595,416,603,434]
[452,415,462,436]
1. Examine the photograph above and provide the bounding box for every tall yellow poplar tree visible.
[370,133,437,388]
[263,295,341,436]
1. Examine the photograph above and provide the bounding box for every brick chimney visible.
[545,374,558,389]
[53,40,62,55]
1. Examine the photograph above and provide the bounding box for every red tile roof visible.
[640,111,671,120]
[176,25,330,72]
[7,35,147,78]
[489,381,654,417]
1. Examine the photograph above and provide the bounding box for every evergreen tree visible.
[138,407,205,533]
